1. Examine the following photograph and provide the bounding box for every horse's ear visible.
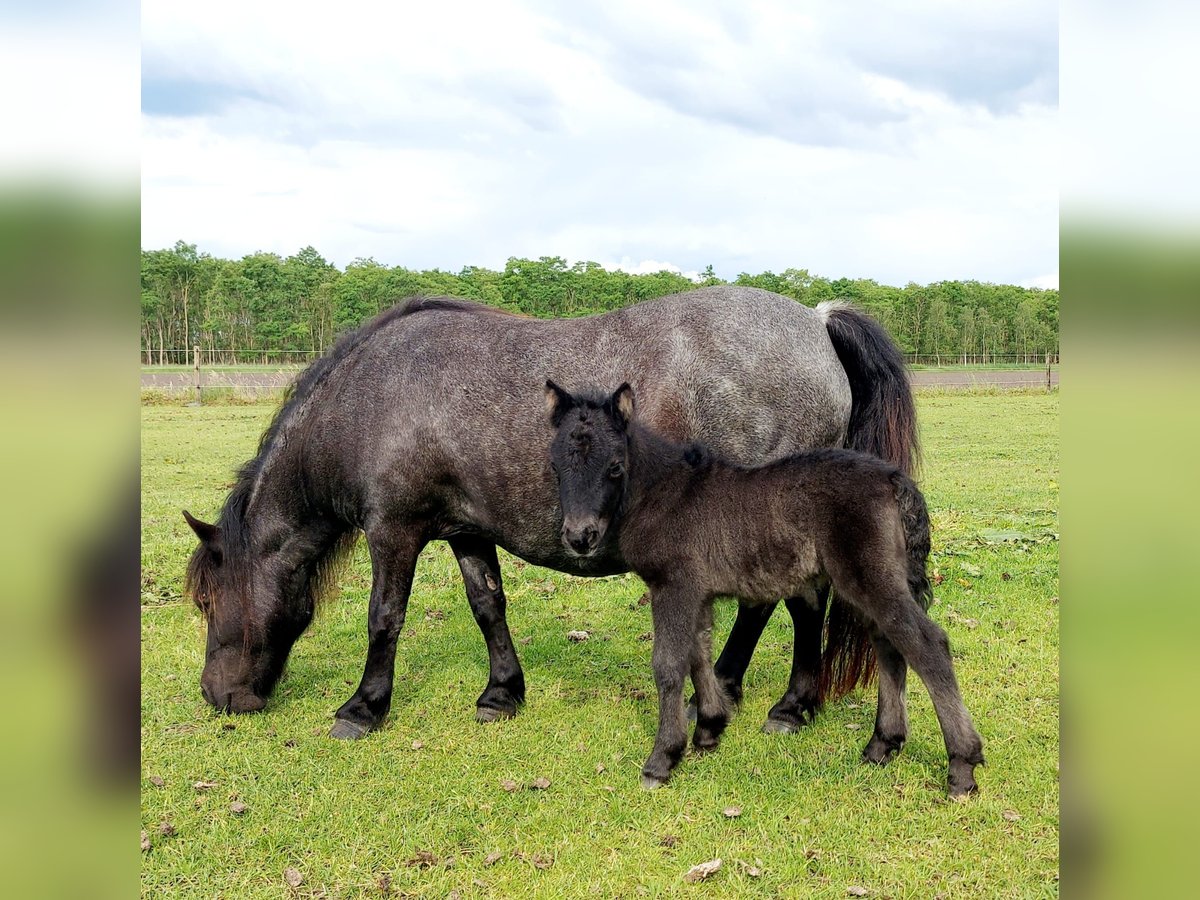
[611,383,635,427]
[544,380,574,426]
[183,510,219,549]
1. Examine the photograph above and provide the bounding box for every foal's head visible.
[545,381,635,558]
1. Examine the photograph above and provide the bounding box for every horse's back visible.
[267,290,851,563]
[613,287,851,462]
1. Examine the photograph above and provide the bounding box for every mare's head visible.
[544,381,635,558]
[183,504,315,714]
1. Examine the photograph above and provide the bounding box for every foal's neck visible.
[625,424,715,510]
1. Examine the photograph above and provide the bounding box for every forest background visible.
[142,241,1059,367]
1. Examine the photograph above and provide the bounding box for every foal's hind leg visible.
[862,628,909,765]
[690,604,732,752]
[763,583,830,734]
[863,592,984,797]
[332,526,425,739]
[450,537,525,723]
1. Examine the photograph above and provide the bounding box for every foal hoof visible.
[862,735,904,766]
[948,781,980,802]
[329,718,372,740]
[761,717,799,735]
[475,706,516,724]
[640,773,668,791]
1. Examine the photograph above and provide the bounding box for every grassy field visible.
[141,394,1059,898]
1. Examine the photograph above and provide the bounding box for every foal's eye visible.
[607,461,624,479]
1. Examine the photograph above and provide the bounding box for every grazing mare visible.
[544,382,983,797]
[183,288,917,739]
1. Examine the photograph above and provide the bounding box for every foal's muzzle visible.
[562,522,601,556]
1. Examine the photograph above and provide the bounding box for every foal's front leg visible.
[642,585,701,789]
[690,603,732,752]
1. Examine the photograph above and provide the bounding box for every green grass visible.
[141,395,1059,898]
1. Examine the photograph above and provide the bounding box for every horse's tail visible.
[892,471,934,611]
[816,300,921,702]
[817,300,919,474]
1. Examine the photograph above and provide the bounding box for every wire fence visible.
[905,352,1060,368]
[141,348,319,367]
[141,347,1059,401]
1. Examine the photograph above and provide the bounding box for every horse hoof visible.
[475,706,515,724]
[640,773,668,791]
[948,787,978,803]
[329,718,371,740]
[761,718,799,735]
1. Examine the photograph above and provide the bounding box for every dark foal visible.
[545,381,984,798]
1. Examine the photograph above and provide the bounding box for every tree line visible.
[142,241,1059,366]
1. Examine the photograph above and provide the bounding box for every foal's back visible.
[629,449,907,603]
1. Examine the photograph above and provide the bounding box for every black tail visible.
[893,472,934,610]
[820,301,919,475]
[816,301,921,702]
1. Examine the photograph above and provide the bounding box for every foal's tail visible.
[893,472,934,611]
[816,301,921,703]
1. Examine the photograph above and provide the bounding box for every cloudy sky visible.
[142,0,1058,288]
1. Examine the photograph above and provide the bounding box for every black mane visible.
[186,295,496,622]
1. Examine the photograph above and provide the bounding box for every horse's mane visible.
[185,295,501,626]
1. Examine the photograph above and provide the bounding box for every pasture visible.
[141,393,1058,898]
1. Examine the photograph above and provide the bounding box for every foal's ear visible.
[544,379,575,425]
[610,383,635,427]
[183,510,219,549]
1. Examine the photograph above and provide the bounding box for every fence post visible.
[193,345,202,405]
[1045,352,1052,392]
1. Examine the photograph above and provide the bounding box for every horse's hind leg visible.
[763,583,829,734]
[690,603,731,752]
[862,627,909,765]
[332,526,425,739]
[450,537,525,723]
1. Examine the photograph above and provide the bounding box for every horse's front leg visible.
[331,525,425,739]
[707,600,777,708]
[762,582,830,733]
[449,536,526,722]
[642,584,701,789]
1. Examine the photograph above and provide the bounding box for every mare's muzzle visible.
[200,653,267,713]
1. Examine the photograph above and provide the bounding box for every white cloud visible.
[141,0,1057,286]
